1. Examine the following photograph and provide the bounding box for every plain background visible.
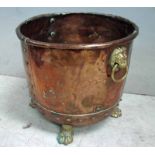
[0,7,155,96]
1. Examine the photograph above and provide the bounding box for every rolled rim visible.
[16,12,139,49]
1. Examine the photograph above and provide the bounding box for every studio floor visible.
[0,75,155,147]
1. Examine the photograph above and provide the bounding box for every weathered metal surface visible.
[16,13,138,126]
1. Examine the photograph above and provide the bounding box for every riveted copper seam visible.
[16,13,139,49]
[34,100,118,117]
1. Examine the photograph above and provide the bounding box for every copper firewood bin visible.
[16,13,138,145]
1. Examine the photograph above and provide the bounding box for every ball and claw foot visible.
[57,125,74,145]
[111,107,122,118]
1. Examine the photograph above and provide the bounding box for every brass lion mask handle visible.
[109,47,128,83]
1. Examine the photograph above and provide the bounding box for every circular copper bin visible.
[16,13,138,127]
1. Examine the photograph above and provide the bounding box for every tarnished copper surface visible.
[16,13,138,126]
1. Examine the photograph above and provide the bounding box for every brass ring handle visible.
[111,63,128,83]
[109,47,128,83]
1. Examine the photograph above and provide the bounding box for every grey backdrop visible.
[0,8,155,96]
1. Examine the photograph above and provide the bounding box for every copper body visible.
[16,13,138,126]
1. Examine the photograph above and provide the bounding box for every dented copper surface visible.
[16,13,138,126]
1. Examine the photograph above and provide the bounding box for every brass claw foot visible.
[29,98,37,108]
[111,107,122,118]
[57,125,74,145]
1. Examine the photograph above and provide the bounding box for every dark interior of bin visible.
[20,13,135,44]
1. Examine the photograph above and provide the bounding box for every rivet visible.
[96,107,101,111]
[96,105,104,112]
[56,117,60,120]
[49,89,55,94]
[66,118,71,122]
[50,31,55,37]
[50,18,55,23]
